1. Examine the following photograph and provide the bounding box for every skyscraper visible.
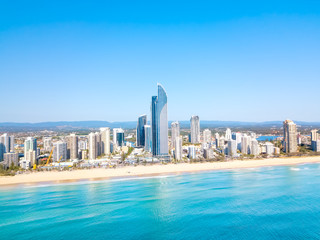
[251,139,260,156]
[203,129,212,143]
[69,134,78,160]
[225,128,232,141]
[241,135,251,154]
[144,125,152,152]
[283,120,298,153]
[24,137,37,161]
[88,132,97,160]
[137,115,147,147]
[190,115,200,143]
[174,137,182,161]
[53,142,67,162]
[113,128,124,149]
[171,121,180,148]
[100,127,111,155]
[227,139,237,157]
[151,84,169,158]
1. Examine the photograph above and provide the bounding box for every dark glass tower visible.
[136,115,147,147]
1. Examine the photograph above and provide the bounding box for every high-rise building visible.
[251,139,260,156]
[137,115,147,147]
[311,129,319,151]
[203,148,214,159]
[88,133,97,160]
[225,128,232,141]
[283,120,298,153]
[174,137,182,160]
[232,132,242,150]
[203,129,212,143]
[24,137,37,161]
[95,132,102,156]
[265,142,275,155]
[215,133,220,148]
[3,152,19,168]
[188,146,196,159]
[43,137,52,152]
[190,116,200,143]
[69,134,78,160]
[227,139,237,157]
[116,131,125,147]
[0,133,12,161]
[113,128,124,149]
[53,142,67,162]
[151,84,169,158]
[171,121,180,149]
[144,125,152,152]
[100,127,111,155]
[241,135,251,154]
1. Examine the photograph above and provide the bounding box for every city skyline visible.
[1,1,320,122]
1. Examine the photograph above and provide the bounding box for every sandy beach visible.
[1,156,320,186]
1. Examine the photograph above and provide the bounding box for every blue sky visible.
[1,0,320,122]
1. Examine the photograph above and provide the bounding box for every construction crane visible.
[46,146,55,166]
[58,155,62,163]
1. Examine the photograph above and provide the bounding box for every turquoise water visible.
[1,164,320,240]
[257,136,280,141]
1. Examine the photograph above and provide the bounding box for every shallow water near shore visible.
[1,163,320,239]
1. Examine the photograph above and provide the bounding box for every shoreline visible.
[1,156,320,187]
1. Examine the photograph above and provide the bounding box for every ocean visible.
[1,163,320,239]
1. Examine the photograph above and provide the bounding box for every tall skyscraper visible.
[95,132,102,156]
[113,128,124,149]
[227,139,237,157]
[137,115,147,147]
[144,125,152,152]
[215,133,220,148]
[251,139,260,156]
[69,134,78,160]
[241,135,251,154]
[24,137,37,161]
[100,127,111,155]
[225,128,232,140]
[43,137,52,152]
[190,115,200,143]
[171,121,180,148]
[203,129,212,143]
[174,137,182,160]
[88,132,97,160]
[53,142,67,162]
[283,120,298,153]
[151,84,169,158]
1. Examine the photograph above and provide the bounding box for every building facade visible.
[283,120,298,153]
[151,84,169,158]
[190,115,200,143]
[137,115,147,147]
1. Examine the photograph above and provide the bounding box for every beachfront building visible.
[251,139,260,156]
[53,141,67,162]
[137,115,147,147]
[24,137,37,161]
[311,129,319,151]
[225,128,232,141]
[188,146,196,159]
[174,137,182,161]
[151,84,169,159]
[190,115,200,143]
[227,139,237,157]
[241,135,251,155]
[203,148,214,159]
[113,128,124,149]
[3,152,19,168]
[43,137,52,152]
[144,125,152,152]
[68,134,78,160]
[283,120,298,153]
[0,134,14,161]
[215,133,220,148]
[171,121,180,149]
[100,127,111,155]
[88,133,97,160]
[265,142,275,155]
[203,129,212,143]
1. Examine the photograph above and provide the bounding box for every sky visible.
[0,0,320,123]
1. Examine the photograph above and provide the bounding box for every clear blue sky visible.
[1,0,320,123]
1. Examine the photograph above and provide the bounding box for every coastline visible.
[1,156,320,187]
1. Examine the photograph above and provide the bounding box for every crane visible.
[45,146,55,166]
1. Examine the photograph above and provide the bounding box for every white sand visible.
[1,156,320,186]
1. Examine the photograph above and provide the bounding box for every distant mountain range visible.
[1,120,320,132]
